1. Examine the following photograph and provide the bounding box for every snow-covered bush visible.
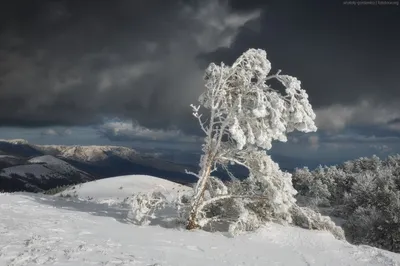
[125,191,169,225]
[197,177,295,235]
[125,190,192,228]
[290,205,345,240]
[186,48,317,230]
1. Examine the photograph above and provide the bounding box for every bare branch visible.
[219,156,250,170]
[185,169,199,179]
[199,194,272,211]
[190,104,208,134]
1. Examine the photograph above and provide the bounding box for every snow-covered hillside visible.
[0,139,195,186]
[0,139,196,191]
[57,175,192,204]
[36,145,139,162]
[0,139,29,145]
[0,155,94,192]
[28,155,88,176]
[0,155,27,168]
[1,175,399,265]
[1,164,54,179]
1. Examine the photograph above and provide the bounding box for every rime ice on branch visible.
[186,48,317,230]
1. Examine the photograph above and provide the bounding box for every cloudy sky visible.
[0,0,399,167]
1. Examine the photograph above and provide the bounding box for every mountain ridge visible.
[0,139,197,192]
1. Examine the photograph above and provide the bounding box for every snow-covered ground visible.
[1,175,400,266]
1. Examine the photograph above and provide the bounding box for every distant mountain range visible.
[0,139,329,193]
[0,139,197,193]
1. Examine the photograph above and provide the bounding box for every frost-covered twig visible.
[185,169,200,179]
[190,104,208,134]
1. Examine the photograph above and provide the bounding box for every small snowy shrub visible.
[197,178,290,234]
[290,205,345,240]
[125,191,168,225]
[125,190,193,228]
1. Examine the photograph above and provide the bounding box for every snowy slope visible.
[1,164,54,179]
[0,155,94,192]
[36,145,139,162]
[1,191,399,266]
[0,155,20,159]
[57,174,192,204]
[0,139,29,145]
[28,155,89,176]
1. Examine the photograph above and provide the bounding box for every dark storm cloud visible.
[201,0,400,131]
[96,120,202,144]
[1,0,399,136]
[206,1,400,105]
[0,0,260,130]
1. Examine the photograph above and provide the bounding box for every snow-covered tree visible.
[186,48,317,229]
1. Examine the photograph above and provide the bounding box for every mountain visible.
[0,155,94,192]
[0,139,44,157]
[0,155,26,169]
[0,139,197,192]
[36,145,139,162]
[1,175,399,265]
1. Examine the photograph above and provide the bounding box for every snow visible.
[1,175,400,265]
[28,155,83,175]
[0,155,19,159]
[0,164,54,179]
[1,189,400,265]
[37,145,139,162]
[0,139,29,145]
[0,155,92,183]
[56,175,192,204]
[28,155,68,165]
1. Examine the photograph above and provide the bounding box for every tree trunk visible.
[186,155,213,230]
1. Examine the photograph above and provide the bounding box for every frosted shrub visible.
[125,191,168,225]
[290,205,345,240]
[125,190,192,227]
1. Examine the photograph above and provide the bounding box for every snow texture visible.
[1,175,400,265]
